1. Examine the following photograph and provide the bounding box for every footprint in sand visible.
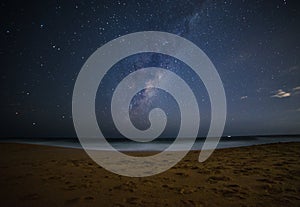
[174,172,190,177]
[256,178,276,184]
[65,197,80,205]
[125,197,141,205]
[84,196,94,200]
[20,193,40,201]
[207,175,230,184]
[180,199,203,207]
[113,203,125,207]
[179,187,198,194]
[63,185,78,191]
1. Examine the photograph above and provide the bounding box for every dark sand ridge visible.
[0,142,299,207]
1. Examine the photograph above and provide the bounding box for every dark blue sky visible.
[1,0,300,137]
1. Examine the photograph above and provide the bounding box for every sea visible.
[0,136,299,151]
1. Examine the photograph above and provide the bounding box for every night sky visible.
[1,0,300,138]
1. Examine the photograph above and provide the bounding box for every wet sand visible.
[0,142,299,207]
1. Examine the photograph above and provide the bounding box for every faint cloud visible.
[297,108,300,112]
[293,86,300,91]
[240,96,248,100]
[271,86,300,98]
[271,89,291,98]
[293,86,300,95]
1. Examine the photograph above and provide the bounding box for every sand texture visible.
[0,142,299,207]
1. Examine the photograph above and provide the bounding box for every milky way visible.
[1,0,300,137]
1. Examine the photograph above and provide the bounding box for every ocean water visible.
[0,136,299,151]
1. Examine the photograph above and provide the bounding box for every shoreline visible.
[0,137,299,152]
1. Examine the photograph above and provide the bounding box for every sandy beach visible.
[0,142,299,207]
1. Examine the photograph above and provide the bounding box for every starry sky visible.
[1,0,300,138]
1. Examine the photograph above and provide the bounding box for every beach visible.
[0,142,299,207]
